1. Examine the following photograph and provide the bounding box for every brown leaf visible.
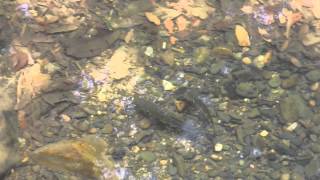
[16,64,51,109]
[145,12,161,25]
[18,110,27,129]
[10,44,35,71]
[176,16,188,31]
[164,18,175,34]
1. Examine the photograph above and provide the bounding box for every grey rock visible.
[235,82,259,98]
[0,111,20,178]
[306,70,320,82]
[280,93,313,122]
[138,151,156,163]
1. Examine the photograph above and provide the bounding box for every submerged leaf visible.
[145,12,161,25]
[235,25,251,47]
[16,64,51,109]
[164,18,175,34]
[176,16,188,31]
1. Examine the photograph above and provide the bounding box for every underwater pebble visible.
[214,143,223,152]
[268,74,281,88]
[144,46,154,57]
[102,123,113,134]
[253,55,265,69]
[242,57,252,64]
[60,114,71,122]
[131,146,140,153]
[309,99,316,107]
[235,82,259,98]
[210,154,223,160]
[168,164,177,175]
[311,82,319,91]
[306,70,320,82]
[138,151,156,163]
[280,173,290,180]
[259,130,269,137]
[286,122,298,132]
[138,118,151,129]
[162,80,176,91]
[77,121,90,132]
[88,128,97,134]
[194,47,210,64]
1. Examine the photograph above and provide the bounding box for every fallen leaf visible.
[235,25,251,47]
[162,80,176,91]
[46,24,78,34]
[311,0,320,18]
[191,18,201,26]
[176,16,188,31]
[302,33,320,46]
[154,6,181,20]
[168,0,214,19]
[257,27,269,36]
[16,64,51,109]
[167,0,193,12]
[145,12,161,25]
[170,36,177,45]
[18,110,27,129]
[263,50,272,64]
[289,55,303,67]
[164,18,175,34]
[278,13,286,24]
[124,29,134,43]
[9,43,35,71]
[280,39,290,51]
[17,0,30,4]
[241,5,253,14]
[283,9,302,38]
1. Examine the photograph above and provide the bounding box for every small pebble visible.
[242,57,252,64]
[309,99,316,107]
[138,118,151,129]
[162,80,176,91]
[160,159,168,166]
[88,128,97,134]
[77,121,90,131]
[310,82,319,91]
[259,130,269,137]
[102,123,113,134]
[210,154,223,160]
[144,46,154,57]
[214,143,223,152]
[60,114,71,122]
[280,173,290,180]
[131,146,140,153]
[286,122,298,132]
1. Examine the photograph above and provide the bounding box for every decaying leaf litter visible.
[0,0,320,179]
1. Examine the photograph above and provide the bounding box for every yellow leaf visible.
[241,5,253,14]
[145,12,161,25]
[278,13,286,24]
[311,1,320,18]
[162,80,176,91]
[235,25,251,47]
[258,27,269,36]
[124,29,134,43]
